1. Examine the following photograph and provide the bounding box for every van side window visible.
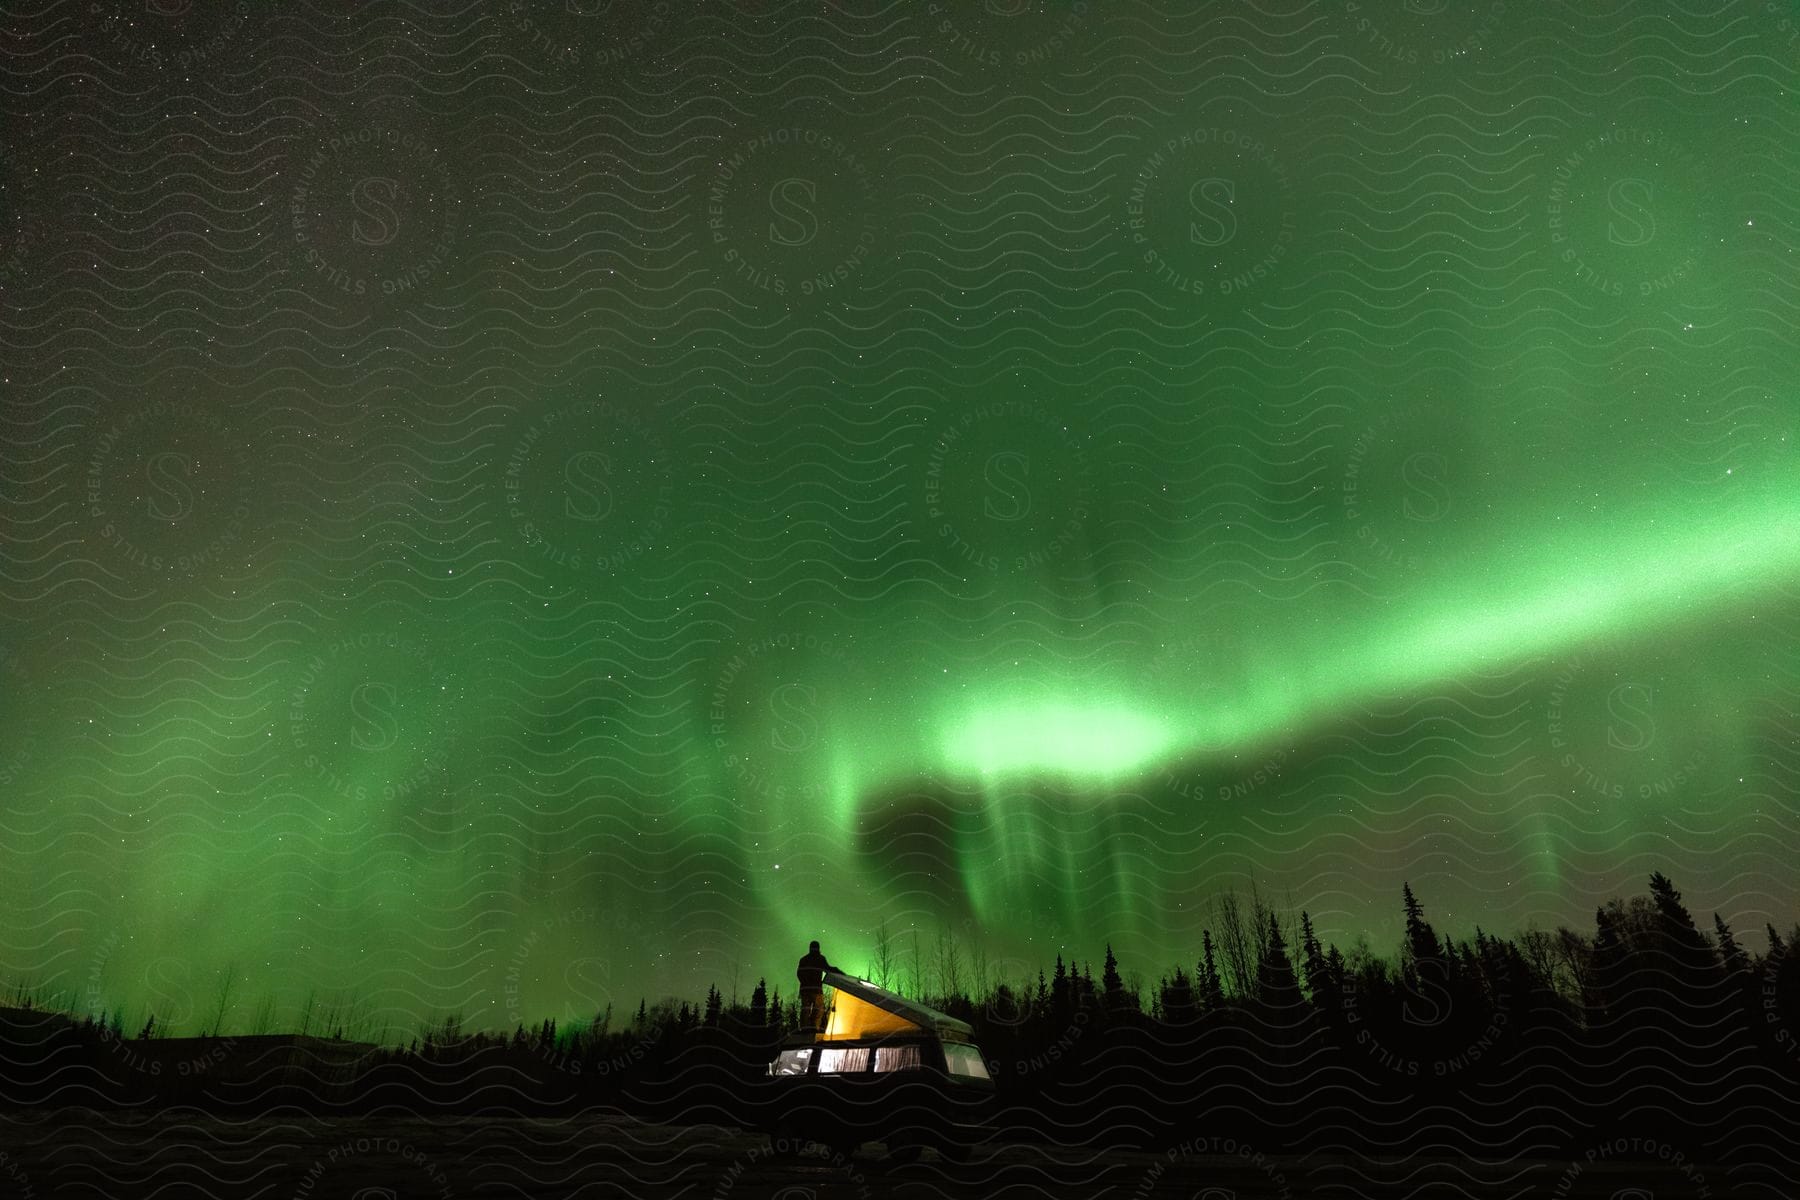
[770,1049,812,1076]
[874,1044,922,1072]
[817,1047,871,1073]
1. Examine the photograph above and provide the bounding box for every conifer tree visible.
[704,984,723,1027]
[750,978,768,1027]
[1588,904,1626,1023]
[1160,965,1195,1024]
[1299,912,1327,999]
[1645,872,1723,1030]
[1402,883,1440,967]
[1257,912,1300,1004]
[1199,931,1226,1009]
[1299,911,1342,1018]
[1714,915,1746,976]
[1101,944,1125,1007]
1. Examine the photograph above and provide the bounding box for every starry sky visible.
[0,0,1796,1037]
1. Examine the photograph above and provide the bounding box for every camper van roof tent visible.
[818,970,974,1043]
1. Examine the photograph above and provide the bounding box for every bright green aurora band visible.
[784,498,1800,963]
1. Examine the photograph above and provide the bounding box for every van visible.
[756,970,995,1161]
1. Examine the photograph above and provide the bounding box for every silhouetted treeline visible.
[4,873,1798,1163]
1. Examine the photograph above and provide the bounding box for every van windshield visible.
[943,1044,990,1079]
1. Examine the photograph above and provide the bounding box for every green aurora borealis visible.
[0,0,1797,1040]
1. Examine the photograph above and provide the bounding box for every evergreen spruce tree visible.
[1402,882,1441,966]
[1160,965,1195,1024]
[1714,915,1746,977]
[704,984,723,1027]
[1256,911,1302,1008]
[1397,884,1452,1029]
[1712,913,1756,1041]
[1299,912,1327,999]
[1101,944,1125,1009]
[1588,904,1626,1024]
[749,978,768,1027]
[1646,872,1723,1029]
[1199,931,1226,1009]
[1299,911,1342,1019]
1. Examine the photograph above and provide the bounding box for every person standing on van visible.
[796,940,842,1032]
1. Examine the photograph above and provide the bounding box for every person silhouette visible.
[796,940,842,1032]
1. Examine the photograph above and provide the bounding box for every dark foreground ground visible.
[0,1109,1737,1199]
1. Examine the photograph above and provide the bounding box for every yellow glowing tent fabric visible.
[819,988,920,1040]
[816,970,974,1042]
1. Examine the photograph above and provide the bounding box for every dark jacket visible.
[796,949,840,988]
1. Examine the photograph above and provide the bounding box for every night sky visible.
[1,0,1796,1040]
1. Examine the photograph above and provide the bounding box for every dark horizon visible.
[10,873,1795,1052]
[4,868,1795,1198]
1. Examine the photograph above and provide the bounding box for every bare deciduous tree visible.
[970,936,991,998]
[206,963,237,1038]
[907,928,923,999]
[248,992,278,1036]
[1517,924,1558,991]
[1213,888,1255,999]
[935,926,965,999]
[1249,880,1275,969]
[872,919,897,990]
[1553,925,1594,1001]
